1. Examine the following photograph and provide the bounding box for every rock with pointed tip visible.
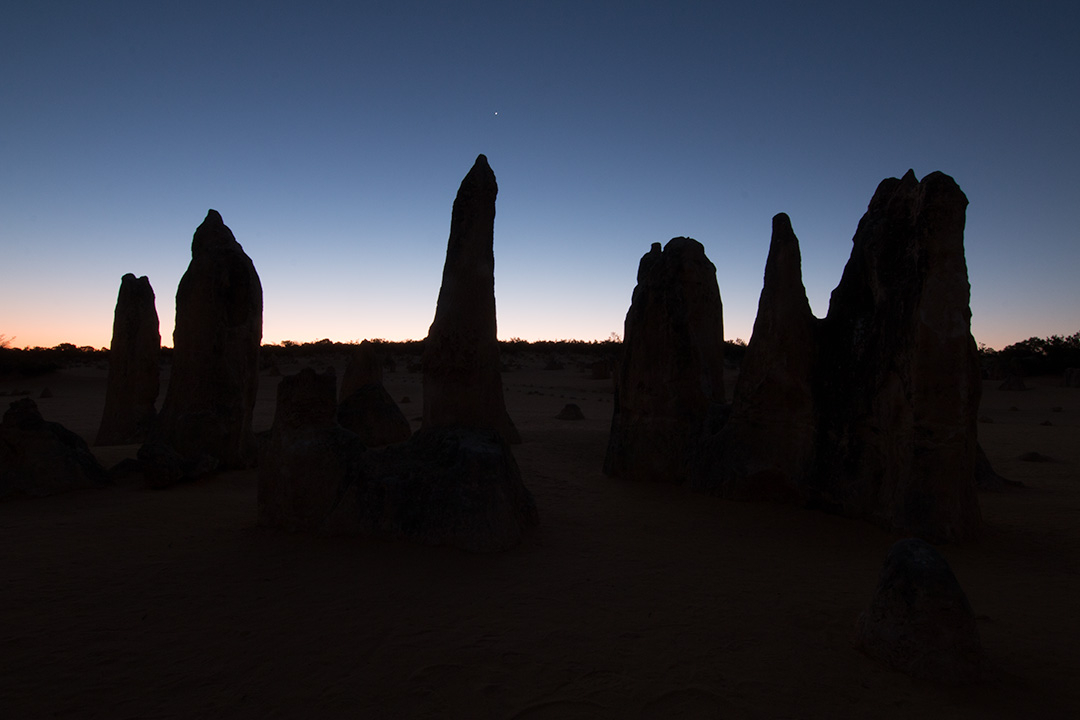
[96,273,160,446]
[423,155,519,443]
[143,210,262,483]
[694,214,816,500]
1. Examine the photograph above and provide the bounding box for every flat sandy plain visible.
[2,354,1078,719]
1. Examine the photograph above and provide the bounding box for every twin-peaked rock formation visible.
[608,171,982,542]
[140,210,263,485]
[604,238,725,481]
[96,274,160,446]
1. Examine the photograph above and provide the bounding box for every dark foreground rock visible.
[96,274,160,446]
[556,403,584,420]
[259,368,537,552]
[998,374,1027,391]
[423,154,520,443]
[143,210,262,485]
[337,342,411,446]
[350,427,538,552]
[604,237,725,482]
[1,398,108,498]
[855,538,984,685]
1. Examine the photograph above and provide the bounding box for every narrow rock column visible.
[96,274,160,445]
[422,154,520,443]
[694,214,817,499]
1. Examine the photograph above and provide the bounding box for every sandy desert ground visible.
[2,354,1079,719]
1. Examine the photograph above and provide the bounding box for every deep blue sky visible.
[3,1,1077,349]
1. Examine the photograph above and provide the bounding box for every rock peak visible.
[424,155,519,443]
[192,209,237,255]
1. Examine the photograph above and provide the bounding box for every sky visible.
[2,1,1078,351]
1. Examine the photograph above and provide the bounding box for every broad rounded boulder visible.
[1,398,108,498]
[855,538,984,685]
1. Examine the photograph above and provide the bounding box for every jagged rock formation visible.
[96,274,160,446]
[141,210,262,485]
[422,154,520,443]
[1,398,108,498]
[604,237,725,482]
[855,538,984,685]
[695,171,981,542]
[812,171,981,541]
[337,341,411,446]
[259,368,537,552]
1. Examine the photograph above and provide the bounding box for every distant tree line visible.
[980,332,1080,376]
[30,332,1080,378]
[0,341,107,376]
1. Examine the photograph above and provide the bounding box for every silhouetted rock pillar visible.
[604,237,725,482]
[422,154,520,443]
[144,210,262,477]
[694,215,816,498]
[96,274,160,446]
[814,171,981,541]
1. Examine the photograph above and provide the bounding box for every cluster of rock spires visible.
[0,155,534,550]
[1,159,1000,679]
[258,155,537,551]
[607,170,984,544]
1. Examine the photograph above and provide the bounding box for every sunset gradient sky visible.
[3,1,1078,350]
